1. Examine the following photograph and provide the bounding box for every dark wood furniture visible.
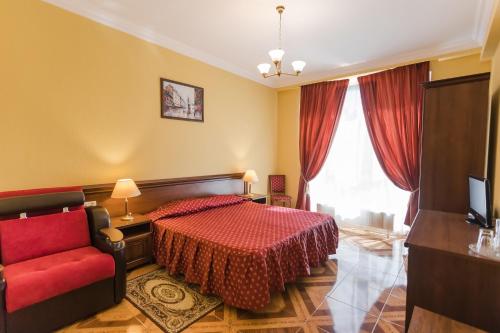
[409,307,487,333]
[111,214,152,270]
[405,210,500,332]
[84,173,244,217]
[419,73,490,214]
[238,193,267,204]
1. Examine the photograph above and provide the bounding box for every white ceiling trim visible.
[279,38,481,89]
[42,0,272,87]
[473,0,495,44]
[43,0,492,89]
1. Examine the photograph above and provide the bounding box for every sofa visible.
[0,186,126,333]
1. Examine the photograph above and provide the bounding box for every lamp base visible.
[121,213,134,221]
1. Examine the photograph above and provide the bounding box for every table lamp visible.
[243,170,259,194]
[111,178,141,221]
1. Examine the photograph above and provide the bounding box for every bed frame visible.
[83,173,244,217]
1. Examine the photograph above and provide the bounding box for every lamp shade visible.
[268,49,285,62]
[243,170,259,183]
[257,63,271,75]
[111,179,141,199]
[292,60,306,73]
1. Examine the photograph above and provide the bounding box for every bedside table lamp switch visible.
[243,169,259,194]
[111,178,141,221]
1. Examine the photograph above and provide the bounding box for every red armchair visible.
[0,187,126,333]
[268,175,292,207]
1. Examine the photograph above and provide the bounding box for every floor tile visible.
[234,287,304,322]
[348,266,398,290]
[328,276,391,316]
[388,285,406,301]
[61,226,408,333]
[356,255,404,276]
[379,295,406,327]
[372,318,405,333]
[307,298,378,333]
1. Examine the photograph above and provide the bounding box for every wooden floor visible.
[58,228,408,333]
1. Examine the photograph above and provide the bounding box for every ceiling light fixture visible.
[257,5,306,78]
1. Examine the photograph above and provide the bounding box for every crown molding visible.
[42,0,275,88]
[473,0,496,44]
[43,0,491,90]
[277,39,482,90]
[481,0,500,60]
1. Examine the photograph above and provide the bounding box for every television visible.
[467,175,493,228]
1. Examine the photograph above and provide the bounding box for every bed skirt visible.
[153,218,338,310]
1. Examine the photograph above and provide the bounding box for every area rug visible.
[339,227,406,256]
[126,269,222,333]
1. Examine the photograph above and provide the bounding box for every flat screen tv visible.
[467,175,493,228]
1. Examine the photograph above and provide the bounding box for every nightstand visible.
[110,213,152,270]
[238,193,268,204]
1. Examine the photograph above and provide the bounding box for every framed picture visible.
[160,78,204,122]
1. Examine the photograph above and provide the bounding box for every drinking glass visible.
[494,219,500,249]
[476,228,495,252]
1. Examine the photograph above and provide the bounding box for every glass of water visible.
[477,228,495,252]
[494,219,500,249]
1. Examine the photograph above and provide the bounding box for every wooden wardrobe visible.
[418,73,491,214]
[406,73,495,332]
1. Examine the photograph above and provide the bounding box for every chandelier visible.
[257,5,306,78]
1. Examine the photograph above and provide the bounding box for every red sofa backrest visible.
[0,187,91,265]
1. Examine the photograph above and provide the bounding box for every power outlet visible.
[84,201,97,207]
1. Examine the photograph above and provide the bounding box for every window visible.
[310,81,409,233]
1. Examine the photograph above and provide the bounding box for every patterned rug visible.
[339,227,406,256]
[126,269,222,333]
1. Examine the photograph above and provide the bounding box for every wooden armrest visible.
[0,264,4,281]
[99,227,124,243]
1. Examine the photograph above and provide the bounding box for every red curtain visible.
[357,62,429,226]
[296,80,349,210]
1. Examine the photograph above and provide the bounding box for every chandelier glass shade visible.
[257,5,306,78]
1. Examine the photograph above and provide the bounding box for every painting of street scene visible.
[160,78,204,122]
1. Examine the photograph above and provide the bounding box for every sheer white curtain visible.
[310,81,409,233]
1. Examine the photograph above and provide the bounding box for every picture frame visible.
[160,78,204,122]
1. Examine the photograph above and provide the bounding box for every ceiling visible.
[43,0,494,88]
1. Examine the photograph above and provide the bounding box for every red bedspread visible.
[150,196,338,310]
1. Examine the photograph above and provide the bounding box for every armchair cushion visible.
[0,209,90,265]
[4,246,114,313]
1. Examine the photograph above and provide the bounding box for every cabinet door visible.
[124,232,152,269]
[419,74,489,214]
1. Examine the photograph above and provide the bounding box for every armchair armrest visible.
[99,227,124,244]
[0,265,4,282]
[85,206,126,303]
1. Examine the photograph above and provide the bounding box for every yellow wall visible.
[0,0,277,192]
[277,54,491,205]
[490,44,500,214]
[277,89,301,207]
[485,0,500,214]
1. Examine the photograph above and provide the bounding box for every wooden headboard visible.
[83,173,244,217]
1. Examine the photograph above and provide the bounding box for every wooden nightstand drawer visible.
[111,214,153,270]
[238,194,268,204]
[124,232,152,270]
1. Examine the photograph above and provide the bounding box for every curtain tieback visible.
[301,174,311,194]
[410,188,419,194]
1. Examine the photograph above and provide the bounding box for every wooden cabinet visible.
[111,214,152,270]
[238,193,268,204]
[405,210,500,332]
[419,73,490,214]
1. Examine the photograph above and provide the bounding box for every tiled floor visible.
[59,228,407,333]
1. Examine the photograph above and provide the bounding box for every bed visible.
[147,195,338,310]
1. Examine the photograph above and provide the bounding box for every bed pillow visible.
[147,195,247,221]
